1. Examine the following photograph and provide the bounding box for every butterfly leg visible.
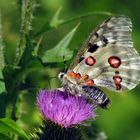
[82,86,111,109]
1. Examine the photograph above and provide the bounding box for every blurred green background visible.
[0,0,140,140]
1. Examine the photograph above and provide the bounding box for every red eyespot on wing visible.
[113,75,122,90]
[76,73,81,79]
[69,71,81,79]
[85,56,96,66]
[81,75,89,80]
[108,56,121,68]
[85,80,94,86]
[68,71,76,78]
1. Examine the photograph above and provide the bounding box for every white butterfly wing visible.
[67,16,140,91]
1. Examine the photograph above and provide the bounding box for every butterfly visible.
[58,15,140,108]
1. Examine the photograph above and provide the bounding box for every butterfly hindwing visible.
[67,16,140,91]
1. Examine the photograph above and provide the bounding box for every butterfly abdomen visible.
[82,86,111,109]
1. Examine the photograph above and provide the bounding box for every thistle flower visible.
[36,89,97,140]
[37,89,96,128]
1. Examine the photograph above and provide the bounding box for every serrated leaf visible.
[0,70,5,93]
[0,118,29,140]
[32,36,43,57]
[42,23,80,63]
[50,7,64,28]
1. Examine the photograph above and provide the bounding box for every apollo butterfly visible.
[58,16,140,108]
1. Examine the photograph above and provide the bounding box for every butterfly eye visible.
[58,72,65,80]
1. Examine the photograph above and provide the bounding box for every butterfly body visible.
[58,16,140,108]
[82,86,110,109]
[59,72,110,108]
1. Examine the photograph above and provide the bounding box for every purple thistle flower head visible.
[37,89,96,128]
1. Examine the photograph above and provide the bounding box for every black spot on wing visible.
[95,32,99,38]
[115,71,119,74]
[102,36,108,46]
[79,56,85,63]
[88,43,99,53]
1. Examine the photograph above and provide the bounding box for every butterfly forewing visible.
[66,16,140,91]
[69,16,132,69]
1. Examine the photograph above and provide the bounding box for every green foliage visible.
[0,118,29,139]
[34,11,113,38]
[0,93,6,118]
[0,13,5,70]
[0,133,13,140]
[0,0,140,140]
[0,70,5,93]
[42,23,79,63]
[14,0,36,65]
[50,7,64,28]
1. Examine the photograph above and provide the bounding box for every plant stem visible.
[14,0,35,65]
[34,11,113,38]
[0,12,5,69]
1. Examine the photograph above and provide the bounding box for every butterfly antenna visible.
[63,56,68,73]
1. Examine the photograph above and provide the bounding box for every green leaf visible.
[50,7,64,28]
[0,70,5,93]
[42,23,80,63]
[0,133,12,140]
[0,118,29,140]
[34,7,64,38]
[33,21,52,38]
[32,36,43,57]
